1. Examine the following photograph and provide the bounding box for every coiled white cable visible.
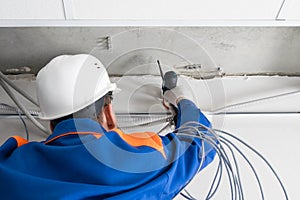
[174,121,288,200]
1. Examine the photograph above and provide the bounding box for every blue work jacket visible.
[0,99,216,200]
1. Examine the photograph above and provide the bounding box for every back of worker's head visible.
[36,54,116,129]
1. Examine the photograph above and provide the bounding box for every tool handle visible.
[162,71,178,93]
[162,71,178,126]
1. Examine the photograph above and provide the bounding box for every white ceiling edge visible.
[278,0,300,20]
[72,0,282,19]
[1,19,300,27]
[0,0,65,20]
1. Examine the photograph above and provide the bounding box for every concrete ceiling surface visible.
[0,27,299,75]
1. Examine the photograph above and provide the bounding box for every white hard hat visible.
[36,54,116,120]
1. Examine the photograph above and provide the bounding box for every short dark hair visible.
[50,91,113,130]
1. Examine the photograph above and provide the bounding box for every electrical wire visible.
[17,109,29,140]
[118,115,173,129]
[174,132,239,200]
[157,122,172,134]
[181,189,197,200]
[180,192,196,200]
[215,128,289,200]
[173,121,288,200]
[217,142,238,200]
[205,160,222,199]
[201,136,237,200]
[0,103,29,140]
[0,71,39,106]
[220,136,264,200]
[219,139,244,199]
[175,127,235,199]
[210,90,300,114]
[176,125,229,199]
[180,139,206,200]
[0,103,39,116]
[186,124,263,200]
[0,79,49,136]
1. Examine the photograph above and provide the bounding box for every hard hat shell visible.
[36,54,116,120]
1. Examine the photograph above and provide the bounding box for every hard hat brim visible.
[38,83,117,120]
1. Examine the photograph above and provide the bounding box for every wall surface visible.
[0,0,286,20]
[0,0,65,19]
[1,0,299,21]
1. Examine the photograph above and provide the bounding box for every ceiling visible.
[0,27,300,76]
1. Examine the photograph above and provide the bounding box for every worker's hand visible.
[163,86,195,108]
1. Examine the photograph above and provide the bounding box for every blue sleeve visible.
[176,99,211,129]
[161,99,217,198]
[0,137,18,158]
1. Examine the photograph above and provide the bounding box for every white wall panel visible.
[73,0,283,20]
[0,0,65,19]
[278,0,300,20]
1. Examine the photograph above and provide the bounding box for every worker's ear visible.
[50,123,54,132]
[99,104,116,131]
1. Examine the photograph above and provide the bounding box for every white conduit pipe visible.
[0,79,49,136]
[0,71,39,107]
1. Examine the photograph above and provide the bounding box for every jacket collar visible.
[45,118,107,142]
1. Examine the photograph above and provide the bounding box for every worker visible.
[0,54,217,199]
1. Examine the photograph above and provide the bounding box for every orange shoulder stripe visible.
[12,136,28,147]
[44,132,103,144]
[112,128,167,159]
